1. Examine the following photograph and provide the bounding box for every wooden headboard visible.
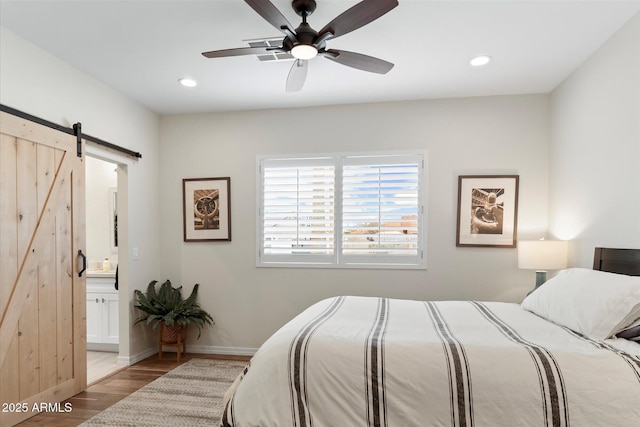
[593,247,640,276]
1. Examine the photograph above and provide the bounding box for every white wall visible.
[549,13,640,266]
[160,94,550,350]
[0,26,161,358]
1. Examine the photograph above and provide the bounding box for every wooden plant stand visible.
[158,322,187,362]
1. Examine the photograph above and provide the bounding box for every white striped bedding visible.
[222,296,640,426]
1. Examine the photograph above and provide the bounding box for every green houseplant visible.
[134,279,214,341]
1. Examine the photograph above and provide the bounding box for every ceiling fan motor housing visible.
[295,22,318,45]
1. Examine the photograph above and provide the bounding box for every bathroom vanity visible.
[86,271,119,351]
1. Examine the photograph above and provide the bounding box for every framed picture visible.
[183,177,231,242]
[456,175,519,248]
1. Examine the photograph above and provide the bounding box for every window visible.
[257,151,426,269]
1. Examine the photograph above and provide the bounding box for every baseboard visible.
[119,346,157,365]
[119,345,257,364]
[87,342,118,352]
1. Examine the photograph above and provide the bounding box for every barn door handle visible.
[78,250,87,277]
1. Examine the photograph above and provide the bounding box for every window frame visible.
[256,150,427,270]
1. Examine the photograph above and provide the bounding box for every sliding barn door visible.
[0,111,86,426]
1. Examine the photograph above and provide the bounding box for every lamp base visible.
[535,271,548,288]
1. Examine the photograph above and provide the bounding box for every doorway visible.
[85,151,130,383]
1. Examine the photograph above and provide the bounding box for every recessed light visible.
[470,55,492,67]
[178,78,198,87]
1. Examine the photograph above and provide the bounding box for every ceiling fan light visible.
[291,44,318,60]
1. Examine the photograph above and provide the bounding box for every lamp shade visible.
[518,240,568,270]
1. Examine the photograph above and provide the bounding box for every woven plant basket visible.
[160,322,186,344]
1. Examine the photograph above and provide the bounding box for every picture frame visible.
[182,177,231,242]
[456,175,519,248]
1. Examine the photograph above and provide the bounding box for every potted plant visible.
[134,279,214,343]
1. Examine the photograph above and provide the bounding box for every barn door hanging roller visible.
[73,122,82,157]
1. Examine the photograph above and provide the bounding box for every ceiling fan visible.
[202,0,399,92]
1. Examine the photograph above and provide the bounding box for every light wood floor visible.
[17,352,250,427]
[87,351,122,385]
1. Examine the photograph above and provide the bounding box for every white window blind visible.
[258,152,426,269]
[341,155,420,265]
[261,158,335,264]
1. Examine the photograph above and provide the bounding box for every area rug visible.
[80,358,247,427]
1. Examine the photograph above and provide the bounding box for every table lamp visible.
[518,240,568,289]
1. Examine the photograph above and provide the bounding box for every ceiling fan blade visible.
[318,0,398,40]
[286,59,308,92]
[202,46,281,58]
[321,49,394,74]
[245,0,296,36]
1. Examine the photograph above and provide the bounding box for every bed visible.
[222,248,640,426]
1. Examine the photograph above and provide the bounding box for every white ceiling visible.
[1,1,639,115]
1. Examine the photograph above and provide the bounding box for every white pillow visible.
[521,268,640,340]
